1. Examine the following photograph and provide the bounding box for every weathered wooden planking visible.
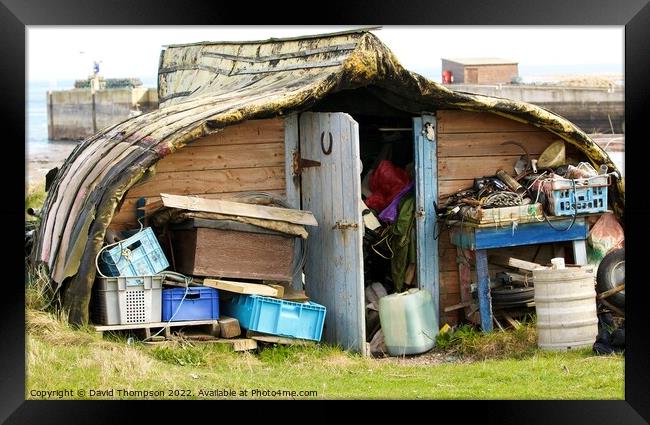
[125,166,286,198]
[300,112,365,353]
[439,156,534,180]
[437,110,541,134]
[246,331,316,346]
[154,142,285,173]
[160,193,317,226]
[284,114,303,291]
[171,227,295,281]
[439,179,474,198]
[437,131,557,157]
[439,270,461,294]
[189,118,284,146]
[203,279,280,297]
[109,190,286,229]
[414,115,439,333]
[467,203,544,225]
[439,248,459,272]
[94,319,219,332]
[489,255,545,271]
[475,250,494,332]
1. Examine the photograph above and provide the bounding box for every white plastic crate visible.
[92,276,163,325]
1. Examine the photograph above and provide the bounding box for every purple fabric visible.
[378,181,414,223]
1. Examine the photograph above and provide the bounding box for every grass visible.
[26,309,624,400]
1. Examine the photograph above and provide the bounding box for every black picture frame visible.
[4,0,649,422]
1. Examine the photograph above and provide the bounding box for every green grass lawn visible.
[26,309,624,400]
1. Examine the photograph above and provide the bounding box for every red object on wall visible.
[365,160,411,212]
[442,70,453,84]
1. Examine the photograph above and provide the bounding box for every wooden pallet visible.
[93,319,220,339]
[246,330,315,346]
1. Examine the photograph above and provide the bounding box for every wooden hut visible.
[33,29,624,353]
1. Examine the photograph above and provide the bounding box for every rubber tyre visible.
[596,248,625,309]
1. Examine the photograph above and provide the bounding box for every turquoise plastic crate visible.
[221,294,326,341]
[544,175,610,216]
[99,227,169,284]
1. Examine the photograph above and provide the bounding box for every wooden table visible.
[449,216,589,332]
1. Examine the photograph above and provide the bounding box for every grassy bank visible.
[26,309,624,400]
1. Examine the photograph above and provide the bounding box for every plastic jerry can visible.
[379,288,437,356]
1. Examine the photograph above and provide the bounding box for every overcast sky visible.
[27,26,624,83]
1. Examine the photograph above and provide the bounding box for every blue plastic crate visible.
[162,287,219,322]
[220,294,326,342]
[544,175,610,216]
[99,227,168,283]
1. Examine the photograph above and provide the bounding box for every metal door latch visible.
[333,221,359,230]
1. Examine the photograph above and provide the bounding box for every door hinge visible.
[333,220,359,230]
[292,150,321,176]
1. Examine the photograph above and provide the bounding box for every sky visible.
[26,26,624,84]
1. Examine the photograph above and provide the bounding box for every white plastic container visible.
[379,288,437,356]
[92,276,163,325]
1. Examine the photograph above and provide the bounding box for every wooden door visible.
[299,112,365,353]
[414,115,440,334]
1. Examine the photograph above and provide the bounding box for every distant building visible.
[441,58,519,84]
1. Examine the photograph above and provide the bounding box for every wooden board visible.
[438,131,557,157]
[126,166,286,198]
[161,193,318,226]
[171,227,294,281]
[246,331,315,346]
[94,319,219,332]
[273,281,309,302]
[450,218,588,250]
[189,119,284,147]
[439,180,475,198]
[466,203,544,225]
[489,255,546,271]
[439,156,534,180]
[203,279,279,297]
[437,110,541,134]
[154,142,285,173]
[109,190,286,230]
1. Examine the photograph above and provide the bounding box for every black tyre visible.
[491,286,535,307]
[596,248,625,309]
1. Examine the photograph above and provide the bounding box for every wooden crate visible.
[465,203,544,225]
[170,222,294,282]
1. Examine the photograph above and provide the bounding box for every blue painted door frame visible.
[413,115,440,335]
